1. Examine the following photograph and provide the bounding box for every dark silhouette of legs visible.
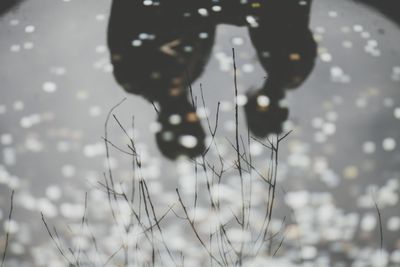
[107,0,317,156]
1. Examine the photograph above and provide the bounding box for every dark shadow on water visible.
[357,0,400,27]
[0,0,23,16]
[107,0,317,159]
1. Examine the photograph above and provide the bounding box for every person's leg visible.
[148,27,215,159]
[248,0,316,89]
[245,0,317,137]
[107,0,216,158]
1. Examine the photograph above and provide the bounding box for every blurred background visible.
[0,0,399,266]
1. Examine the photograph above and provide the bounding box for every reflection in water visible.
[0,0,400,266]
[107,0,317,159]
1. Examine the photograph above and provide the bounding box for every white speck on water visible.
[382,138,396,151]
[179,135,198,148]
[42,82,58,93]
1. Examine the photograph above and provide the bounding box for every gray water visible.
[0,0,399,266]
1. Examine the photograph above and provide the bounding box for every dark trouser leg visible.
[107,1,216,158]
[244,4,317,137]
[249,27,317,92]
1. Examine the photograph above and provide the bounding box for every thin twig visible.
[176,189,223,267]
[1,190,14,267]
[373,196,383,250]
